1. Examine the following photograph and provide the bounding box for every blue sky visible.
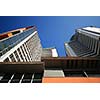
[0,16,100,56]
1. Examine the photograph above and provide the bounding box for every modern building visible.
[0,26,58,62]
[0,26,100,83]
[0,57,100,83]
[42,57,100,83]
[65,26,100,57]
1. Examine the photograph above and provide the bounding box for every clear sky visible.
[0,16,100,56]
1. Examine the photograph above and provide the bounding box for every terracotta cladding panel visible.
[8,33,13,37]
[42,77,100,83]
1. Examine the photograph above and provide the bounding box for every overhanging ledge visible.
[0,62,44,73]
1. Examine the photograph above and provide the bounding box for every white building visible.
[65,26,100,57]
[42,47,58,57]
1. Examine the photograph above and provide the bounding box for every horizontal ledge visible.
[42,57,100,60]
[0,61,44,64]
[42,77,100,83]
[0,62,44,73]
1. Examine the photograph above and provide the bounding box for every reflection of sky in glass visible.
[0,16,100,56]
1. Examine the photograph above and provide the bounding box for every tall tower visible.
[65,26,100,57]
[0,26,58,62]
[0,26,42,62]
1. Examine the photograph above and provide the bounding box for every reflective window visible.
[0,28,35,57]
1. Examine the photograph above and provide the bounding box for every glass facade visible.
[0,28,35,57]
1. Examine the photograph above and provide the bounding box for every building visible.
[65,26,100,57]
[0,57,100,83]
[42,57,100,83]
[42,47,58,57]
[0,26,100,83]
[0,26,58,62]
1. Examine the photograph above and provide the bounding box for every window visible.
[9,54,16,62]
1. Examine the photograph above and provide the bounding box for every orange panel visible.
[8,33,13,37]
[42,77,100,83]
